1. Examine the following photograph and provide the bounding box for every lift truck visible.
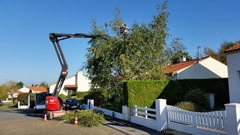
[45,33,109,119]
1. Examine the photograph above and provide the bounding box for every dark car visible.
[0,100,3,106]
[65,98,80,110]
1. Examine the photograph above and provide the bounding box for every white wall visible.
[227,52,240,103]
[49,75,76,95]
[177,57,228,79]
[200,57,228,78]
[49,71,91,96]
[76,71,91,92]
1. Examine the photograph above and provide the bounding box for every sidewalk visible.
[105,119,161,135]
[105,117,191,135]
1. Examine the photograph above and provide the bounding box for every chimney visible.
[197,46,201,62]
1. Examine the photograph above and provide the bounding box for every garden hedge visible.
[123,79,229,109]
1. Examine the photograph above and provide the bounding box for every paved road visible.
[0,109,181,135]
[0,109,124,135]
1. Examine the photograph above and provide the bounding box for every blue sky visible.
[0,0,239,85]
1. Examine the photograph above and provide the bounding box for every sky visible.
[0,0,240,86]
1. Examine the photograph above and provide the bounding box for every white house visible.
[49,70,91,96]
[163,56,228,80]
[18,86,47,93]
[225,42,240,103]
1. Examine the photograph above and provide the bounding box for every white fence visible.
[81,100,124,120]
[167,105,226,135]
[85,99,240,135]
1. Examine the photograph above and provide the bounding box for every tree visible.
[86,1,169,100]
[0,85,8,100]
[16,81,24,88]
[204,41,236,64]
[167,38,192,64]
[3,81,22,104]
[39,81,48,88]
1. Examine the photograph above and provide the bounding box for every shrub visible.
[84,89,106,106]
[17,93,28,105]
[61,110,105,127]
[76,92,89,99]
[175,101,199,112]
[59,94,67,101]
[184,88,209,110]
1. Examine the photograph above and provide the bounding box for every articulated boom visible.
[49,33,108,97]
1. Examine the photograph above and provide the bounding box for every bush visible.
[184,88,209,110]
[61,110,105,127]
[175,101,199,112]
[84,89,106,106]
[17,93,28,105]
[76,92,89,99]
[59,94,67,101]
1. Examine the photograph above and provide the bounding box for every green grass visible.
[0,104,17,110]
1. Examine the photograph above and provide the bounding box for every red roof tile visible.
[163,56,209,74]
[26,86,47,92]
[225,42,240,53]
[65,85,77,89]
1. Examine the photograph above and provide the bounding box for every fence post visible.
[87,99,94,110]
[27,94,30,109]
[122,106,131,121]
[145,106,148,119]
[225,103,240,135]
[134,105,137,116]
[155,99,167,132]
[18,101,20,109]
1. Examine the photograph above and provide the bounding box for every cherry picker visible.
[45,33,108,119]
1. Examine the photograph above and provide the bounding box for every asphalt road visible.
[0,109,125,135]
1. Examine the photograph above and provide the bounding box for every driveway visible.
[0,109,124,135]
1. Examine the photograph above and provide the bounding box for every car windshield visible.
[66,99,77,103]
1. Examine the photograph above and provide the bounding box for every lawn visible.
[0,104,17,110]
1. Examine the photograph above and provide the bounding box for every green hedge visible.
[76,92,89,99]
[159,79,229,108]
[123,79,229,109]
[123,80,169,108]
[17,93,29,105]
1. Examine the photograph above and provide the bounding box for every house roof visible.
[163,56,209,74]
[225,42,240,53]
[26,86,47,93]
[65,85,77,89]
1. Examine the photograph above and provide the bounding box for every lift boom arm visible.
[49,33,108,97]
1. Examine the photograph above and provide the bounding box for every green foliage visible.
[76,92,89,99]
[124,80,169,108]
[61,110,105,127]
[204,41,237,64]
[2,80,22,104]
[86,1,169,102]
[160,79,229,109]
[175,101,199,112]
[17,93,28,105]
[59,94,67,101]
[167,38,192,64]
[39,81,48,87]
[124,79,228,110]
[84,89,106,106]
[16,81,24,88]
[0,85,8,100]
[184,88,209,109]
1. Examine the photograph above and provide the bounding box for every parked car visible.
[0,100,3,106]
[65,98,80,110]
